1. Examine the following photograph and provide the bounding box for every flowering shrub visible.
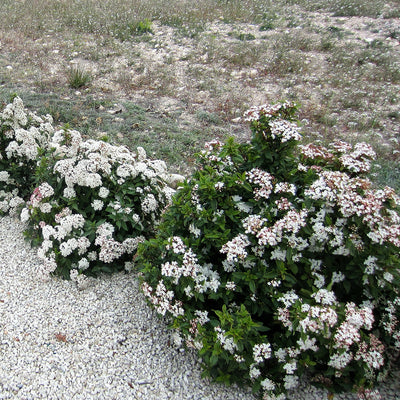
[0,96,54,215]
[21,126,174,282]
[137,102,400,399]
[0,96,178,283]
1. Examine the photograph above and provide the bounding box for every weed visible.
[230,32,256,41]
[327,26,344,38]
[196,110,221,125]
[266,38,309,76]
[259,22,274,31]
[320,37,336,52]
[68,67,91,89]
[134,19,153,35]
[259,11,277,31]
[111,19,153,41]
[221,42,264,67]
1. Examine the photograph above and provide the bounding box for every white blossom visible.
[141,193,158,214]
[91,199,104,211]
[98,186,110,198]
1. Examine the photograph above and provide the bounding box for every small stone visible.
[107,104,126,115]
[249,69,258,78]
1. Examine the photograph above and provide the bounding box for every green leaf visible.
[249,280,256,293]
[210,352,219,367]
[342,279,351,293]
[289,262,298,274]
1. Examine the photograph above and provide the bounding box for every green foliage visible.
[137,102,400,399]
[68,67,91,89]
[228,30,256,41]
[133,19,153,35]
[196,110,221,125]
[112,19,153,41]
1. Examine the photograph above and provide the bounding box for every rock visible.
[163,173,185,188]
[107,104,126,115]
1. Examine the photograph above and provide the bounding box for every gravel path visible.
[0,216,399,400]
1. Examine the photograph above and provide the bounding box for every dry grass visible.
[0,0,399,186]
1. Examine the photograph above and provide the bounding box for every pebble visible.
[0,215,399,399]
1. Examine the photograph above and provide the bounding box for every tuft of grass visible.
[134,19,153,35]
[112,19,154,41]
[258,11,277,31]
[196,110,221,125]
[68,67,92,89]
[230,32,256,41]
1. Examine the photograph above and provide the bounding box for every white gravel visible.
[0,216,399,400]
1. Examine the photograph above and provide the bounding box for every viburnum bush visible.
[137,102,400,399]
[21,126,174,283]
[0,95,54,215]
[0,96,175,283]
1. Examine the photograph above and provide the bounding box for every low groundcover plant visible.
[137,102,400,399]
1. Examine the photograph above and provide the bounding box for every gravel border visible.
[0,216,399,399]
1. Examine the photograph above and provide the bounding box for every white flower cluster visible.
[311,289,337,306]
[243,102,296,122]
[253,342,272,363]
[215,326,238,354]
[299,143,334,161]
[165,236,186,254]
[220,233,251,263]
[303,170,400,250]
[0,170,10,184]
[95,230,124,264]
[300,140,376,174]
[193,263,220,293]
[0,189,24,215]
[200,140,234,166]
[1,97,54,161]
[161,239,221,295]
[328,351,353,370]
[0,97,55,214]
[334,303,374,350]
[244,209,307,251]
[1,96,28,129]
[141,280,184,318]
[246,168,274,200]
[194,310,210,325]
[268,119,302,143]
[355,334,385,371]
[35,211,90,278]
[339,142,376,174]
[282,298,339,336]
[141,193,158,214]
